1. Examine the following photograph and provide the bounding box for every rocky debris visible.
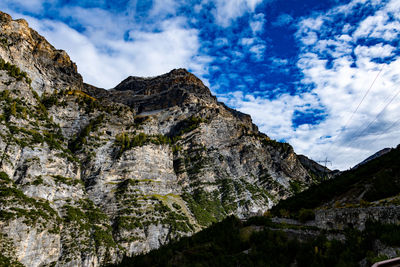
[0,11,326,267]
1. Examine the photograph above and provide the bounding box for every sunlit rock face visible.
[0,11,323,267]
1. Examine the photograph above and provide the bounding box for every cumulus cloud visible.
[238,36,267,61]
[210,0,264,27]
[224,0,400,169]
[3,4,213,88]
[353,10,400,41]
[249,44,267,61]
[0,0,268,89]
[250,13,266,34]
[2,0,399,171]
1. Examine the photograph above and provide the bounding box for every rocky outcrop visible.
[0,11,324,267]
[0,12,82,97]
[315,205,400,231]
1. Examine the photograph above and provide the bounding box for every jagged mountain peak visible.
[0,10,82,96]
[83,68,215,114]
[112,68,212,104]
[0,10,327,267]
[114,68,204,92]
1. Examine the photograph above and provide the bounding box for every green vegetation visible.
[271,146,400,217]
[1,92,29,122]
[289,180,303,194]
[0,254,24,267]
[0,58,32,85]
[0,172,60,231]
[68,114,104,153]
[52,175,84,186]
[7,125,65,151]
[110,216,400,267]
[219,179,237,213]
[184,150,209,176]
[257,168,284,195]
[0,37,8,48]
[63,199,116,249]
[32,176,44,186]
[259,135,292,154]
[114,132,173,157]
[66,90,102,113]
[174,116,207,136]
[240,178,274,203]
[114,215,143,230]
[0,172,11,184]
[0,85,77,163]
[298,208,315,223]
[182,190,225,227]
[157,201,193,233]
[113,186,193,238]
[41,93,59,108]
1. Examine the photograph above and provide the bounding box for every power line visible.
[369,116,400,144]
[315,157,332,179]
[330,85,400,165]
[348,87,400,147]
[343,65,385,129]
[326,65,385,152]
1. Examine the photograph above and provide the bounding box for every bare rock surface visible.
[0,11,325,266]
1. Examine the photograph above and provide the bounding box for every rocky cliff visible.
[120,146,400,267]
[0,11,324,267]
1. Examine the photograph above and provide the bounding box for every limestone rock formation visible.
[0,11,325,266]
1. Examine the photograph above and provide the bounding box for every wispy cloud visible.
[271,13,293,27]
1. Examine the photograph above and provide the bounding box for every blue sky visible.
[1,0,400,170]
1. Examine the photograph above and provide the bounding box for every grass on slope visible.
[109,216,400,267]
[270,145,400,217]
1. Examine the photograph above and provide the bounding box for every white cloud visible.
[15,13,211,88]
[239,37,267,61]
[354,44,395,59]
[3,0,399,171]
[223,0,400,170]
[210,0,264,27]
[147,0,181,18]
[296,0,400,169]
[239,37,256,46]
[353,11,400,41]
[249,44,266,61]
[0,0,46,13]
[271,57,288,65]
[249,13,265,34]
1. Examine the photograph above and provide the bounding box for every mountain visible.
[0,11,327,267]
[353,147,393,170]
[271,144,400,217]
[117,145,400,267]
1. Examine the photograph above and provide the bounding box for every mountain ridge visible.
[117,144,400,267]
[0,11,328,267]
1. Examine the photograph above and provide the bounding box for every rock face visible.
[315,205,400,231]
[0,11,324,266]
